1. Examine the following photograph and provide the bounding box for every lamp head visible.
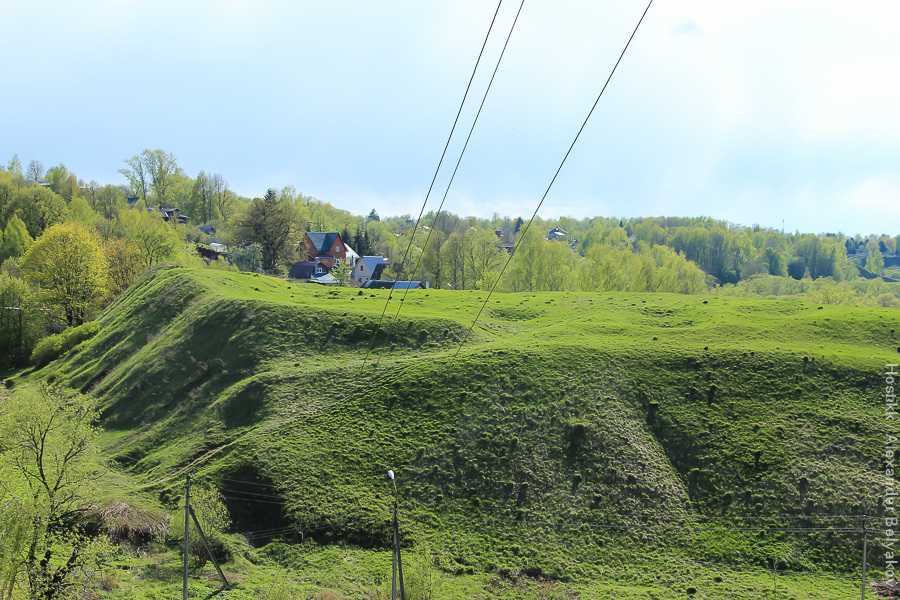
[386,469,395,481]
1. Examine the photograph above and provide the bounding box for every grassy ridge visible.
[40,267,900,597]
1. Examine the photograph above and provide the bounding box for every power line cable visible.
[362,0,505,365]
[381,0,527,345]
[452,0,655,358]
[219,494,289,507]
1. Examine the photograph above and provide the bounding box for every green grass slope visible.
[41,266,900,597]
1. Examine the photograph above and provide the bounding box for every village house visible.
[196,243,228,262]
[288,231,363,283]
[303,231,358,270]
[547,226,568,241]
[352,256,389,286]
[288,260,326,280]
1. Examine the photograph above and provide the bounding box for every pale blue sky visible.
[1,0,898,235]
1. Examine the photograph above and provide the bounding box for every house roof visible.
[344,244,360,260]
[310,273,339,285]
[361,280,394,289]
[306,232,341,254]
[360,255,388,270]
[288,261,320,280]
[362,280,424,289]
[354,256,388,280]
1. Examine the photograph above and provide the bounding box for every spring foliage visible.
[21,222,108,326]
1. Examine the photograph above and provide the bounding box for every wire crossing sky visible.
[1,0,898,234]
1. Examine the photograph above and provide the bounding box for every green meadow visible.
[14,266,900,598]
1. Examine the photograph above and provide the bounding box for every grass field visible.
[23,266,900,598]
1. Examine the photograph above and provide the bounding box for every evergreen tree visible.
[235,189,296,273]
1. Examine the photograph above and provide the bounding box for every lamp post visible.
[387,470,405,600]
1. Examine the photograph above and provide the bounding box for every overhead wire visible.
[378,0,527,351]
[452,0,655,358]
[362,0,505,366]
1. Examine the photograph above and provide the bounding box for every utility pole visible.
[183,473,191,600]
[387,470,405,600]
[861,515,868,600]
[770,559,777,598]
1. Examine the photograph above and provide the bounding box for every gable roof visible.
[360,255,387,270]
[306,232,341,254]
[355,256,388,280]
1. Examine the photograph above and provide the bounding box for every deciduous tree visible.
[865,239,884,275]
[0,215,33,262]
[26,161,44,184]
[6,155,23,180]
[211,174,231,223]
[118,209,178,269]
[21,223,108,326]
[118,155,148,206]
[104,238,144,294]
[45,165,79,202]
[0,274,41,367]
[1,187,67,238]
[141,149,179,206]
[0,384,103,599]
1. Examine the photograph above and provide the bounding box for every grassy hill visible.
[34,266,900,598]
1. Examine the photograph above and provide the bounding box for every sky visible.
[1,0,898,235]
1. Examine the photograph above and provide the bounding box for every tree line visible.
[2,150,898,367]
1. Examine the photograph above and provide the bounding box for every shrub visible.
[30,321,100,366]
[168,485,232,565]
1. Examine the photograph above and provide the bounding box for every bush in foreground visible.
[31,320,100,366]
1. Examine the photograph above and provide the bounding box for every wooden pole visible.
[393,478,405,600]
[183,473,191,600]
[395,502,406,600]
[861,515,868,600]
[391,506,397,600]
